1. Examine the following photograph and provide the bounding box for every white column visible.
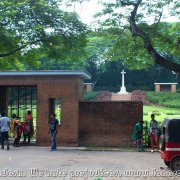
[122,70,125,87]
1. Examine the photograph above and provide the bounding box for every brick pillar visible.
[36,83,80,147]
[171,84,176,92]
[0,87,7,114]
[155,84,160,92]
[36,85,50,146]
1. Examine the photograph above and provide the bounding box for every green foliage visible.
[95,0,180,70]
[0,0,87,70]
[103,29,154,69]
[147,91,180,108]
[153,112,161,116]
[39,57,86,70]
[146,22,180,58]
[95,24,180,70]
[84,92,98,101]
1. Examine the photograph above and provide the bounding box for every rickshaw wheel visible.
[164,160,170,167]
[170,157,180,171]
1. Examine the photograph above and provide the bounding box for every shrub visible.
[146,92,180,108]
[154,112,161,116]
[166,112,175,115]
[84,92,98,100]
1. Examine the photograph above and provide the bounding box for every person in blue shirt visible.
[0,112,10,150]
[49,113,59,151]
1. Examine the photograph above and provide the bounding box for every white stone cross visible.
[121,70,126,87]
[118,69,128,94]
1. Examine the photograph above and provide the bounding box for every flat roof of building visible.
[0,70,91,79]
[154,83,178,85]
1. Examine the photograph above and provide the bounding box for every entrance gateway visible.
[0,71,91,146]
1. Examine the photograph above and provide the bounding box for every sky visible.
[60,0,104,26]
[72,1,103,24]
[60,0,179,26]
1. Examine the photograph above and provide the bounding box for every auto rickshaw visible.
[159,118,180,171]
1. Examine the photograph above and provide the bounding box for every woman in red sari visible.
[23,110,34,144]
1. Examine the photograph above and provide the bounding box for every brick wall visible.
[0,75,143,148]
[79,101,143,147]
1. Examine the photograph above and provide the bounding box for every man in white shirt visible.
[0,112,10,150]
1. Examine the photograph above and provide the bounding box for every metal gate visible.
[7,86,37,140]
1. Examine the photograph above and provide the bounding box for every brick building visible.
[0,71,142,147]
[154,83,178,92]
[0,71,90,146]
[84,83,94,92]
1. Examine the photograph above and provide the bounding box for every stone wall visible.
[79,101,143,147]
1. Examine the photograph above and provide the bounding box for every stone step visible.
[111,93,132,101]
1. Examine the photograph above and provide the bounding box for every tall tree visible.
[94,0,180,72]
[0,0,87,69]
[83,32,117,84]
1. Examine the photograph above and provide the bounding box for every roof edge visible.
[154,83,178,85]
[0,70,91,80]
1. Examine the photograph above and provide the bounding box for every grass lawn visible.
[143,105,180,123]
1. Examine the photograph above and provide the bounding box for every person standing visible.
[49,113,59,151]
[12,116,21,147]
[149,114,159,152]
[10,114,17,133]
[133,120,144,151]
[0,112,10,150]
[23,110,33,144]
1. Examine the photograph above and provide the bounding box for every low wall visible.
[79,101,143,147]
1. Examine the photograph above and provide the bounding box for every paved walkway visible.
[0,146,178,180]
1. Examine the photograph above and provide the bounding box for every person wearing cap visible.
[133,120,144,152]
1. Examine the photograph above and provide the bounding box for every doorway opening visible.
[49,98,62,124]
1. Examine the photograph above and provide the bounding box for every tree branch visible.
[0,40,41,58]
[128,0,180,72]
[0,45,27,57]
[120,0,138,6]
